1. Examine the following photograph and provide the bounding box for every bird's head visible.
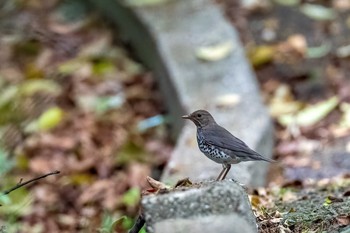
[182,110,216,128]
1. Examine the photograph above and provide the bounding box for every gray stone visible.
[89,0,273,186]
[141,180,258,233]
[154,215,254,233]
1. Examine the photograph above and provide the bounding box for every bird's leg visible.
[216,164,226,181]
[216,164,231,181]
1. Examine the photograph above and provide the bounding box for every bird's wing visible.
[203,125,274,162]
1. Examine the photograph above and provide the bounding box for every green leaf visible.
[139,226,147,233]
[278,96,339,127]
[122,187,141,207]
[273,0,300,6]
[92,59,115,75]
[115,141,150,165]
[76,94,125,114]
[0,148,13,176]
[300,4,336,21]
[0,86,18,109]
[121,216,134,230]
[306,42,332,59]
[338,103,350,128]
[58,59,86,75]
[323,196,332,206]
[68,174,96,185]
[37,107,65,131]
[19,80,61,96]
[0,186,32,216]
[98,213,123,233]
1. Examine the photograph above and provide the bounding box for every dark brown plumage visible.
[182,110,274,181]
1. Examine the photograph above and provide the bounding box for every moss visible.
[258,181,350,232]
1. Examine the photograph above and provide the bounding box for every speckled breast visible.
[196,130,232,164]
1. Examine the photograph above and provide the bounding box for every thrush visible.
[182,110,274,181]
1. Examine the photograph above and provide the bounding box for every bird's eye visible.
[197,114,202,117]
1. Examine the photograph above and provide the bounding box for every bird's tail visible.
[259,156,276,163]
[250,150,276,163]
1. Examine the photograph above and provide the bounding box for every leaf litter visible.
[0,0,173,232]
[217,0,350,231]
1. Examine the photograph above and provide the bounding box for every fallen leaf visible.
[33,184,59,205]
[300,4,336,21]
[323,196,332,206]
[287,34,307,56]
[268,84,302,117]
[38,107,65,131]
[307,42,332,59]
[58,214,77,227]
[248,45,275,67]
[146,176,170,190]
[78,180,120,206]
[327,195,343,203]
[273,0,299,6]
[79,35,112,58]
[278,96,339,127]
[336,44,350,58]
[57,58,88,75]
[127,163,151,187]
[333,0,350,10]
[336,215,350,226]
[0,85,18,108]
[19,80,61,97]
[196,41,234,62]
[250,195,261,208]
[214,94,241,108]
[95,94,125,114]
[338,103,350,128]
[174,177,192,188]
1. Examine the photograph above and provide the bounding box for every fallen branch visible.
[1,170,60,196]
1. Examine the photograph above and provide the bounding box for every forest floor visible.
[0,1,172,232]
[218,0,350,232]
[1,0,350,232]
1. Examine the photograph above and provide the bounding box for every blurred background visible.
[1,0,350,232]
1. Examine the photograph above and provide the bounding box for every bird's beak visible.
[182,114,191,119]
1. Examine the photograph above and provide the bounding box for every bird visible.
[182,109,274,181]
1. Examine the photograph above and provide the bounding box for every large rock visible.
[93,0,273,186]
[142,180,258,233]
[90,0,274,187]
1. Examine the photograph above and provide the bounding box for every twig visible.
[128,213,145,233]
[1,170,60,196]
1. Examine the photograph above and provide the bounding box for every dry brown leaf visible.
[146,176,170,190]
[127,163,151,188]
[33,184,59,204]
[29,155,65,173]
[79,173,128,208]
[336,215,350,226]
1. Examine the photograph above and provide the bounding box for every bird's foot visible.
[229,179,247,191]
